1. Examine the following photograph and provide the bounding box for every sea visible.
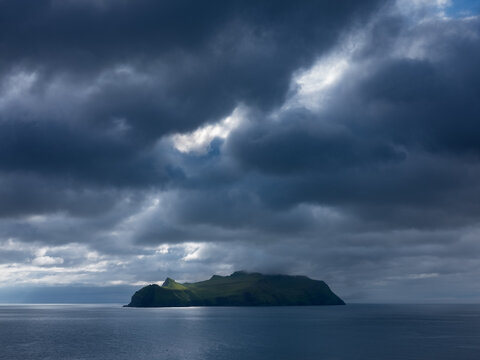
[0,304,479,360]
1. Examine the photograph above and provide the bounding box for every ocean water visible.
[1,304,479,360]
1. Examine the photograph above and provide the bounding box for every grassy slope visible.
[127,271,345,307]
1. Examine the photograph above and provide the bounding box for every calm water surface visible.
[1,304,479,360]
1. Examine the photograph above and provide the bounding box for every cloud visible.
[32,256,64,266]
[172,106,245,154]
[1,0,480,303]
[0,0,382,216]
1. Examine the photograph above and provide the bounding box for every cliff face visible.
[126,271,345,307]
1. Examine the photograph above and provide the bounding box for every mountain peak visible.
[162,277,187,290]
[162,277,175,285]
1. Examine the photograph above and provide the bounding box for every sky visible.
[0,0,479,304]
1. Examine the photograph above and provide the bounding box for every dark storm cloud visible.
[0,174,122,217]
[0,0,382,218]
[227,109,406,175]
[1,0,480,302]
[222,15,480,230]
[0,121,172,185]
[0,0,382,137]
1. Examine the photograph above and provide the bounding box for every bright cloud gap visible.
[171,106,245,154]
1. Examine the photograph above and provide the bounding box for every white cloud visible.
[386,273,440,280]
[282,26,369,113]
[396,0,451,12]
[32,256,64,266]
[395,0,454,20]
[171,106,245,154]
[290,54,350,111]
[182,242,206,261]
[0,71,37,109]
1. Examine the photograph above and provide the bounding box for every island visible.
[125,271,345,307]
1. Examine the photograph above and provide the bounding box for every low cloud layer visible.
[1,0,480,303]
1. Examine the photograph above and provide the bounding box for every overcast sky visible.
[0,0,480,303]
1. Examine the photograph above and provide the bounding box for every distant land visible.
[125,271,345,307]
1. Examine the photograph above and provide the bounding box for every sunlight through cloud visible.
[172,107,244,154]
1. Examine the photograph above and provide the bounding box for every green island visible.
[125,271,345,307]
